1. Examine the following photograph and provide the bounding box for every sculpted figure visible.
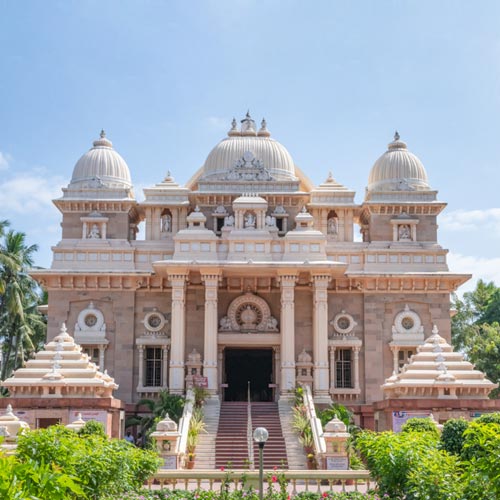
[398,224,411,241]
[161,214,172,233]
[265,215,276,227]
[88,224,100,239]
[219,316,232,331]
[266,316,278,331]
[244,212,256,228]
[327,216,338,235]
[224,214,235,227]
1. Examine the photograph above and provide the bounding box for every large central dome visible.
[200,113,297,182]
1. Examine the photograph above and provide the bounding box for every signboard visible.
[326,456,349,470]
[392,411,431,432]
[193,376,208,388]
[161,455,178,470]
[13,410,35,429]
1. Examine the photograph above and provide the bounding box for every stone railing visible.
[176,388,195,464]
[302,384,326,458]
[146,469,373,494]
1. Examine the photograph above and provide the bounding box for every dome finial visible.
[228,117,240,137]
[100,129,106,139]
[241,110,256,135]
[258,118,271,137]
[394,130,400,141]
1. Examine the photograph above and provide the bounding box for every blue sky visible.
[1,0,499,292]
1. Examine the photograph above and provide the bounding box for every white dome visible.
[69,131,132,190]
[367,133,430,192]
[201,113,297,182]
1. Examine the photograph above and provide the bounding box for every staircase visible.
[251,402,288,469]
[215,402,249,468]
[215,401,288,469]
[193,398,220,470]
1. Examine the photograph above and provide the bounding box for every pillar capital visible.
[167,271,189,288]
[200,268,222,284]
[311,274,332,287]
[276,271,299,286]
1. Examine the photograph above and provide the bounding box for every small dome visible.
[367,132,430,193]
[69,131,132,190]
[201,113,297,182]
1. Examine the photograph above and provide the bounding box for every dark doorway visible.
[224,348,273,402]
[37,418,61,429]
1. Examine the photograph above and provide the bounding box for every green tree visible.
[126,389,185,443]
[0,228,46,381]
[451,280,500,397]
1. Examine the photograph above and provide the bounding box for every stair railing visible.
[302,384,326,457]
[177,388,195,463]
[247,380,255,469]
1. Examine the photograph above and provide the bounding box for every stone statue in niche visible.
[219,316,232,331]
[398,224,411,241]
[224,214,235,227]
[161,214,172,233]
[265,215,276,227]
[244,212,256,228]
[88,224,101,239]
[327,216,338,235]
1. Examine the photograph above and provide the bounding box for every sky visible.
[1,0,499,293]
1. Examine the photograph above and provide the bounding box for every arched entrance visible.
[223,348,274,402]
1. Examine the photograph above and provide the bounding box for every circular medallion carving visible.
[393,305,422,335]
[76,302,105,333]
[226,292,273,331]
[84,314,98,327]
[331,311,357,335]
[143,311,166,332]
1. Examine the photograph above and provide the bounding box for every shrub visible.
[355,429,439,498]
[461,420,500,499]
[406,447,464,500]
[15,424,160,499]
[0,452,85,499]
[401,416,440,439]
[439,418,469,455]
[318,403,354,430]
[474,412,500,425]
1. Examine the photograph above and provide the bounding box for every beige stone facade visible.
[31,116,475,424]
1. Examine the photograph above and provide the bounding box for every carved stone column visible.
[312,274,332,403]
[98,344,107,371]
[278,273,298,397]
[162,345,169,389]
[390,345,399,374]
[353,346,360,390]
[329,346,336,390]
[137,345,145,390]
[273,345,281,399]
[168,273,188,394]
[201,271,221,395]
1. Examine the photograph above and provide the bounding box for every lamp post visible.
[253,426,269,500]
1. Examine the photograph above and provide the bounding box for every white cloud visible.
[447,252,500,293]
[440,208,500,234]
[0,171,66,214]
[206,116,229,131]
[0,151,11,171]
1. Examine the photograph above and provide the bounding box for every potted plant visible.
[186,450,196,469]
[184,407,206,469]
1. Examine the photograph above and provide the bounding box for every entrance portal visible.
[224,348,273,402]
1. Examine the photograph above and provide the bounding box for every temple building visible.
[27,112,495,428]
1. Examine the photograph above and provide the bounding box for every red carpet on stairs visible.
[215,402,288,469]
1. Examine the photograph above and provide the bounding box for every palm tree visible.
[0,229,45,381]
